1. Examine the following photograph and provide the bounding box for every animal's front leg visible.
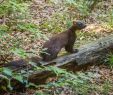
[65,44,78,53]
[72,49,78,53]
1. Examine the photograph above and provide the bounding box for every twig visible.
[0,0,4,4]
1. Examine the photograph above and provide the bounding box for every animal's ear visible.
[73,21,76,25]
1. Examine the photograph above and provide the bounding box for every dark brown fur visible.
[5,20,86,67]
[41,20,86,61]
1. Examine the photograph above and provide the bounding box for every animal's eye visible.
[77,22,82,26]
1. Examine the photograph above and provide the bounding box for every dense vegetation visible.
[0,0,113,94]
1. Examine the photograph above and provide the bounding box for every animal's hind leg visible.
[42,54,57,62]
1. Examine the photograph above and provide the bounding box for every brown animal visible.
[4,56,41,69]
[5,20,86,67]
[40,20,86,61]
[2,20,86,92]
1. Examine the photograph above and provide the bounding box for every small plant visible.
[65,0,98,18]
[102,80,113,95]
[42,66,96,95]
[36,66,113,95]
[108,54,113,68]
[108,10,113,27]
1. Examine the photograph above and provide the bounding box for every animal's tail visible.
[3,56,42,69]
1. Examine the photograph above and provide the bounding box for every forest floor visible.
[22,0,113,56]
[3,0,113,95]
[29,0,113,95]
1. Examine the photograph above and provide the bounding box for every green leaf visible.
[3,68,12,77]
[11,48,27,58]
[13,74,24,83]
[66,20,72,28]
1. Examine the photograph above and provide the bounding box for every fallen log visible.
[1,34,113,92]
[29,34,113,83]
[44,34,113,66]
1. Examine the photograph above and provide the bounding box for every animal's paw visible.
[73,49,78,53]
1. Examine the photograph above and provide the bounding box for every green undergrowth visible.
[35,67,113,95]
[0,0,46,63]
[1,65,113,94]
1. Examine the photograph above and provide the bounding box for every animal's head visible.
[73,20,86,30]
